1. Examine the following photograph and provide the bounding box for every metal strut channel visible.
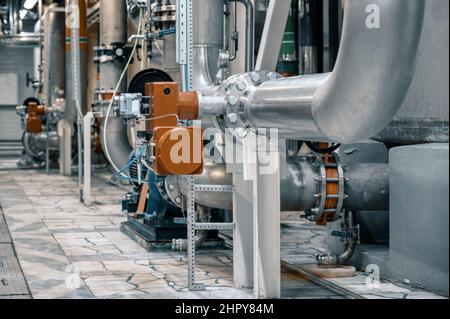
[187,175,205,291]
[194,185,234,192]
[193,223,235,230]
[178,0,202,291]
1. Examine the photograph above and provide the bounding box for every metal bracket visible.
[176,0,188,65]
[186,175,205,291]
[194,185,234,192]
[193,223,235,230]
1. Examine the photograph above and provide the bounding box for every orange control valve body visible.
[26,102,45,134]
[146,82,203,176]
[154,126,204,176]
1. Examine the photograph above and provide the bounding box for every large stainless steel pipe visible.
[192,0,224,89]
[65,0,88,122]
[243,0,425,144]
[178,160,233,210]
[99,0,127,93]
[43,4,66,107]
[99,0,131,169]
[177,157,389,212]
[281,158,389,213]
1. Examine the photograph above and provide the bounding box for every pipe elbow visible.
[312,0,426,144]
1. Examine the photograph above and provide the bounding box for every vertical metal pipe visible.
[192,0,225,89]
[43,4,66,107]
[99,0,127,93]
[298,0,323,74]
[99,0,131,170]
[65,0,88,123]
[328,0,343,70]
[227,0,254,72]
[8,0,19,36]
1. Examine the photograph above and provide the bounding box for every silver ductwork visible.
[43,4,66,107]
[99,0,127,93]
[99,0,131,169]
[203,0,426,144]
[172,155,389,213]
[192,0,224,90]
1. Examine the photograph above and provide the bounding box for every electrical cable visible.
[305,141,341,154]
[103,10,144,177]
[113,147,145,180]
[136,113,180,123]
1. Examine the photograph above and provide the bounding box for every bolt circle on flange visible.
[210,71,283,142]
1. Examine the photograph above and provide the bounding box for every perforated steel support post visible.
[186,175,205,290]
[177,0,202,291]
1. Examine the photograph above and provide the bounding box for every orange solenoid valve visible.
[27,102,45,134]
[145,82,203,176]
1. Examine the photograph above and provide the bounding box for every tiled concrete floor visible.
[0,158,446,299]
[0,165,252,299]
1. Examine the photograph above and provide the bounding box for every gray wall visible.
[0,46,35,142]
[390,144,449,296]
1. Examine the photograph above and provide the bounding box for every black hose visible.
[305,141,341,154]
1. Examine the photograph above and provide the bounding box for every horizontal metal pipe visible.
[178,160,233,210]
[244,0,425,143]
[0,34,40,46]
[176,156,389,213]
[244,73,331,140]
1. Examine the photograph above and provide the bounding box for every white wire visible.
[136,114,180,123]
[103,11,143,176]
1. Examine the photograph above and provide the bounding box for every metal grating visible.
[0,208,31,298]
[0,244,30,298]
[0,212,12,244]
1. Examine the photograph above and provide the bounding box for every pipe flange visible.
[310,152,346,225]
[220,71,282,140]
[164,175,183,208]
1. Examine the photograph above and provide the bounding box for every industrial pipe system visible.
[192,0,225,89]
[0,0,40,46]
[199,0,426,144]
[225,0,254,72]
[173,155,389,215]
[98,0,130,170]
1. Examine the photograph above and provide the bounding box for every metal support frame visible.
[177,0,207,291]
[252,141,281,299]
[232,166,254,289]
[186,177,235,291]
[255,0,292,71]
[194,185,234,192]
[186,175,205,291]
[58,119,72,176]
[45,114,50,173]
[82,112,95,206]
